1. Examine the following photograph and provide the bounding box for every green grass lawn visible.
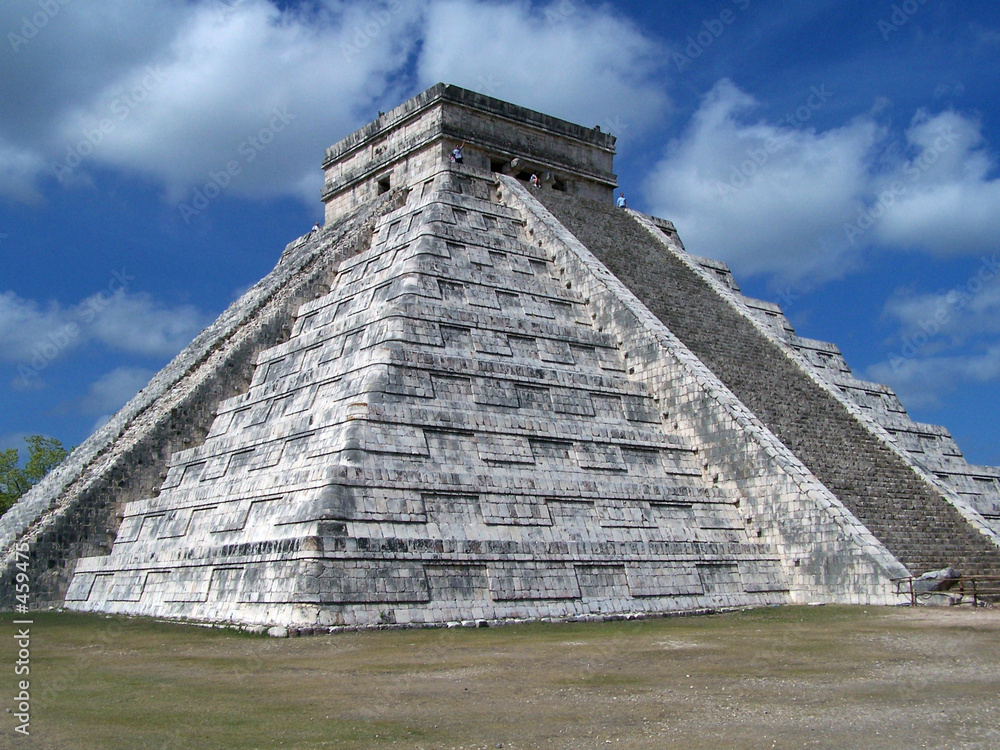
[1,605,998,749]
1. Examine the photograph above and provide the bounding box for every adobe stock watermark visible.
[11,540,32,736]
[341,0,405,63]
[476,74,502,98]
[773,286,801,311]
[601,114,629,138]
[543,0,577,24]
[177,107,295,223]
[878,0,929,41]
[51,66,168,184]
[671,0,751,72]
[12,603,264,745]
[211,0,247,23]
[843,125,958,245]
[717,84,833,198]
[16,268,134,388]
[7,0,73,53]
[886,254,999,371]
[19,614,127,740]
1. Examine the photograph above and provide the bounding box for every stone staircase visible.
[534,188,1000,578]
[692,254,1000,537]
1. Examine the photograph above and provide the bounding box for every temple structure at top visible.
[320,83,617,222]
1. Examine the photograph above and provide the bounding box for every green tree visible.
[0,435,69,515]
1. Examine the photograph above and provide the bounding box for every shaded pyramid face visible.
[529,186,1000,579]
[65,166,789,628]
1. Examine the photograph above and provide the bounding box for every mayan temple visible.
[2,84,999,629]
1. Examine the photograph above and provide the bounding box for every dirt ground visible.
[1,605,998,749]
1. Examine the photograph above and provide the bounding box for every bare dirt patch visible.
[2,605,998,749]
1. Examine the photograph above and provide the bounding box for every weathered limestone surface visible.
[0,194,390,608]
[531,187,1000,577]
[502,177,906,605]
[64,165,812,628]
[4,83,994,627]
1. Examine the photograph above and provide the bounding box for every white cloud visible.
[0,291,76,363]
[0,0,186,198]
[867,256,1000,408]
[88,290,210,358]
[872,111,1000,255]
[1,0,424,205]
[867,346,1000,410]
[0,138,45,203]
[48,0,423,205]
[77,367,154,416]
[416,0,669,136]
[0,287,209,365]
[643,79,879,284]
[881,273,1000,346]
[644,80,1000,285]
[1,1,670,207]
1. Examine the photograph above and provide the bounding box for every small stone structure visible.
[2,84,999,629]
[321,84,617,223]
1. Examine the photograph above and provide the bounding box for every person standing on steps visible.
[616,192,627,208]
[452,141,465,164]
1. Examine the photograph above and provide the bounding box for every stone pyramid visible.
[3,84,999,629]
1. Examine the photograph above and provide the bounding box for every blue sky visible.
[1,0,998,466]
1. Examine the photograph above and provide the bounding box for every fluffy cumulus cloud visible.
[0,287,209,368]
[644,80,1000,286]
[77,366,155,417]
[36,0,424,205]
[416,0,669,135]
[643,79,879,284]
[870,111,1000,256]
[0,0,668,207]
[881,272,1000,347]
[640,79,1000,410]
[0,0,185,200]
[865,255,1000,407]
